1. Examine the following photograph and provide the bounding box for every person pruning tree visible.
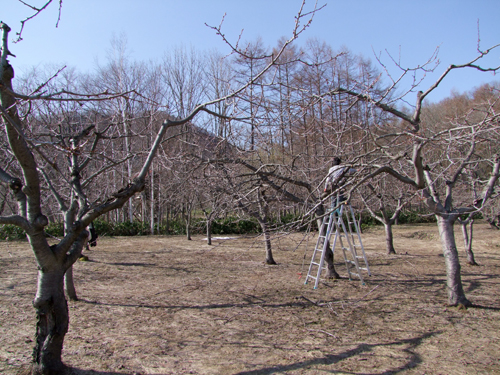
[323,157,356,204]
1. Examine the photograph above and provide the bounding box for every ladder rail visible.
[305,211,335,288]
[347,204,371,276]
[316,220,342,288]
[336,212,364,284]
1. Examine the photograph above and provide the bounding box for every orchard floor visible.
[1,222,500,375]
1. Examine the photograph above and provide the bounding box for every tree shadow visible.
[99,261,157,267]
[77,296,320,311]
[234,331,440,375]
[14,365,128,375]
[470,304,500,311]
[68,368,128,375]
[465,280,481,293]
[87,259,193,273]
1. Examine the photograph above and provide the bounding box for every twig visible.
[352,285,381,305]
[299,295,318,305]
[306,328,339,339]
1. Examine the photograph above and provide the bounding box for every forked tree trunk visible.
[384,222,396,254]
[460,219,477,265]
[63,231,88,302]
[436,216,471,307]
[32,269,69,375]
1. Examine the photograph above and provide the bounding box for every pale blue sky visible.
[3,0,500,102]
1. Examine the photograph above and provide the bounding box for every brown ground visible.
[1,222,500,375]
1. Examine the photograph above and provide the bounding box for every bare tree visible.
[0,2,325,371]
[360,179,412,254]
[332,46,500,306]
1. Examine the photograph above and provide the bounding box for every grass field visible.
[1,222,499,374]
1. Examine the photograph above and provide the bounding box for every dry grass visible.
[1,222,499,374]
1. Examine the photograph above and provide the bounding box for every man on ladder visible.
[322,156,356,206]
[305,157,371,289]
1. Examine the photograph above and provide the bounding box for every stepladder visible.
[304,198,371,289]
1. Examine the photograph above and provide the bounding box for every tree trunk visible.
[263,229,276,265]
[150,166,155,235]
[323,239,340,279]
[384,222,396,254]
[186,218,191,240]
[206,220,212,245]
[436,216,471,307]
[32,269,69,375]
[315,204,339,279]
[64,266,77,301]
[460,219,477,265]
[165,206,170,234]
[357,213,363,234]
[259,220,276,265]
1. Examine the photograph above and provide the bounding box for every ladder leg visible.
[347,204,371,276]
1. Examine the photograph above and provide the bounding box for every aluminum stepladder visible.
[304,197,371,289]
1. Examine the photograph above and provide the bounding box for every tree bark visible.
[64,266,78,301]
[436,216,471,307]
[263,227,276,265]
[258,219,276,265]
[32,269,69,375]
[384,222,396,254]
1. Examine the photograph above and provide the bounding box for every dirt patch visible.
[1,222,500,374]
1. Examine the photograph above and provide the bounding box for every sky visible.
[2,0,500,103]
